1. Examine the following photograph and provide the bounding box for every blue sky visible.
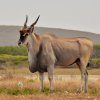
[0,0,100,34]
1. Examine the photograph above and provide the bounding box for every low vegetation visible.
[94,45,100,49]
[92,58,100,66]
[93,45,100,58]
[0,54,28,65]
[0,46,27,56]
[0,75,100,99]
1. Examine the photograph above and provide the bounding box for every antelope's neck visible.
[28,34,40,53]
[27,34,40,66]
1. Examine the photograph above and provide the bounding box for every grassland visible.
[0,71,100,100]
[0,46,100,99]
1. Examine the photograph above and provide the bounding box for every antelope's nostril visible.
[18,42,21,46]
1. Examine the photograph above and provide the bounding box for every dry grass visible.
[0,67,100,99]
[0,67,100,76]
[0,75,100,100]
[0,94,99,100]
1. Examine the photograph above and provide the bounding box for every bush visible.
[94,45,100,49]
[0,46,27,56]
[93,45,100,58]
[0,54,28,65]
[92,58,100,65]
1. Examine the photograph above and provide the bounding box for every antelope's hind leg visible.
[76,58,88,93]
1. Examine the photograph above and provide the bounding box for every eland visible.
[18,15,93,93]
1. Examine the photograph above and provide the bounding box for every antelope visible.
[18,15,93,93]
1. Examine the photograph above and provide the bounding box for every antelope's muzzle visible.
[18,40,21,46]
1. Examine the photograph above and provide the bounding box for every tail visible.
[87,62,91,67]
[87,59,96,70]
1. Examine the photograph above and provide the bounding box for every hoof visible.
[77,88,82,94]
[77,89,87,94]
[40,89,44,92]
[50,90,54,93]
[84,90,88,93]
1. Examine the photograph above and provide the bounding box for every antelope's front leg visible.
[47,65,54,92]
[39,72,44,92]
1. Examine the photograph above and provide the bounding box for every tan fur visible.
[18,16,93,93]
[29,33,93,93]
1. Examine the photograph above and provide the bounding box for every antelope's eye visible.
[27,29,30,33]
[19,30,23,33]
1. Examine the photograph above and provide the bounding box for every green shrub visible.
[0,87,39,95]
[89,88,100,96]
[94,45,100,49]
[0,46,27,56]
[92,58,100,65]
[0,54,28,65]
[93,45,100,58]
